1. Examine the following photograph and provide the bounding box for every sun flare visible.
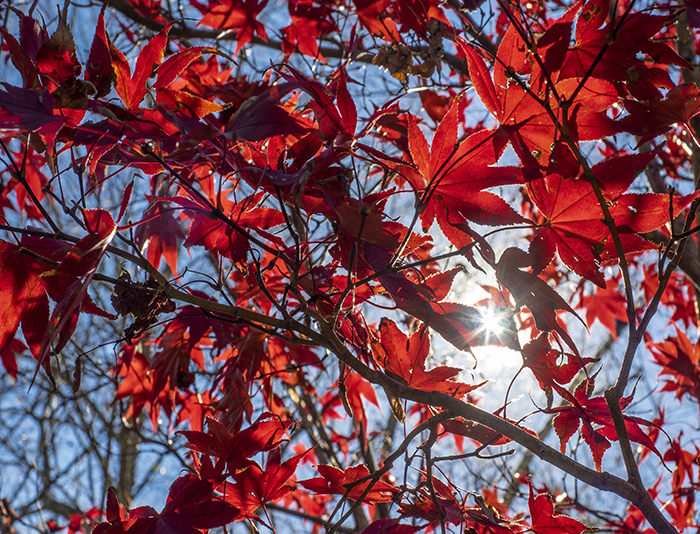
[481,307,504,336]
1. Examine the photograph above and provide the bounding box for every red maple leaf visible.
[341,370,380,434]
[373,318,484,397]
[664,495,697,533]
[623,84,700,146]
[281,0,337,60]
[641,264,698,328]
[576,277,629,339]
[134,202,185,276]
[110,23,173,109]
[0,85,67,131]
[228,448,309,508]
[225,82,310,141]
[300,464,399,503]
[352,0,400,40]
[179,415,294,474]
[558,0,688,83]
[183,193,284,263]
[529,483,588,534]
[94,475,239,534]
[0,9,46,89]
[357,520,421,534]
[527,151,699,286]
[196,0,268,56]
[412,99,525,248]
[369,257,506,352]
[663,436,700,492]
[114,346,173,429]
[647,327,700,406]
[551,376,662,470]
[0,240,51,359]
[122,0,169,23]
[462,25,621,171]
[84,10,115,98]
[37,209,117,373]
[35,6,81,92]
[0,338,25,379]
[495,247,585,356]
[176,390,214,433]
[522,334,597,393]
[399,477,464,525]
[441,415,539,447]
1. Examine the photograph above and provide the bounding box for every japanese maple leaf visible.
[663,436,700,491]
[357,520,421,534]
[0,339,25,379]
[179,415,293,474]
[495,247,584,356]
[110,23,173,109]
[441,415,539,447]
[196,0,268,56]
[147,330,206,408]
[647,327,700,406]
[156,88,224,119]
[281,0,337,60]
[225,82,310,141]
[0,224,111,382]
[462,26,621,170]
[37,209,117,373]
[529,484,588,534]
[176,390,214,433]
[0,8,46,88]
[300,464,399,503]
[153,46,218,93]
[399,478,463,525]
[0,240,51,358]
[333,68,358,136]
[527,151,698,286]
[0,85,66,131]
[35,5,81,91]
[94,475,239,534]
[134,203,185,276]
[318,191,429,278]
[342,371,380,434]
[622,84,700,146]
[576,278,628,339]
[152,46,223,119]
[123,0,170,23]
[522,334,597,395]
[84,11,114,98]
[393,0,448,34]
[353,0,400,40]
[664,496,696,533]
[558,0,689,83]
[374,318,484,397]
[114,346,173,428]
[641,264,697,328]
[412,101,525,248]
[277,65,355,140]
[183,194,284,263]
[419,89,454,123]
[5,152,50,219]
[229,448,309,507]
[367,244,515,352]
[552,377,662,470]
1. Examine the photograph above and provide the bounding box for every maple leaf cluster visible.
[1,0,700,533]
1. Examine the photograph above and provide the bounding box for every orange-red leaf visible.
[529,484,588,534]
[300,464,399,503]
[374,318,484,397]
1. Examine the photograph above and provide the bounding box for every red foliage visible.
[0,0,698,532]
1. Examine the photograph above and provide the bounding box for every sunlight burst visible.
[481,308,504,336]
